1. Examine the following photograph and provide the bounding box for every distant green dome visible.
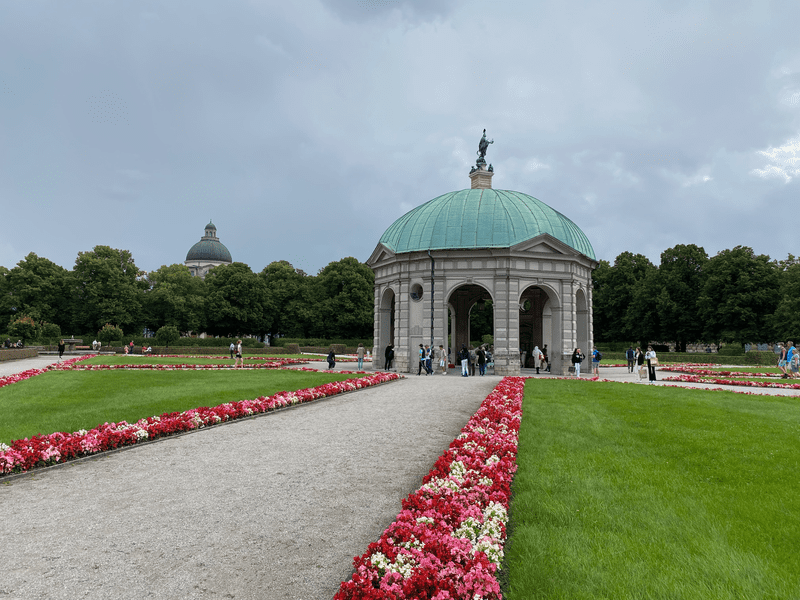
[186,240,232,263]
[379,189,595,260]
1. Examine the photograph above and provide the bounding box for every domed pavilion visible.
[366,132,598,375]
[185,221,232,278]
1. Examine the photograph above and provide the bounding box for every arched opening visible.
[518,284,562,370]
[377,287,395,367]
[446,283,493,354]
[576,288,589,356]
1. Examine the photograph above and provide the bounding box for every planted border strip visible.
[334,376,524,600]
[0,372,400,476]
[0,355,93,390]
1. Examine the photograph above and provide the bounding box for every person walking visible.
[326,348,336,370]
[129,340,135,355]
[777,344,788,378]
[438,344,447,375]
[230,342,235,360]
[234,339,243,369]
[57,339,65,361]
[417,344,425,375]
[645,345,658,383]
[533,345,542,374]
[468,346,476,376]
[626,346,635,373]
[542,345,550,372]
[356,343,365,370]
[787,341,797,379]
[384,344,394,371]
[635,347,645,379]
[571,348,585,377]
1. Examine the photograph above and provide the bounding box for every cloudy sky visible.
[2,0,799,275]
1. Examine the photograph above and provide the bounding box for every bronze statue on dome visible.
[477,129,493,160]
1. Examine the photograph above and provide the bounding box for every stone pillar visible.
[469,165,494,189]
[494,272,521,376]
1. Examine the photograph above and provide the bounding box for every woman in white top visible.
[645,346,657,383]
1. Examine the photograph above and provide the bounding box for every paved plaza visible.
[1,356,797,599]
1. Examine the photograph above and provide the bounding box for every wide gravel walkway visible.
[0,363,500,600]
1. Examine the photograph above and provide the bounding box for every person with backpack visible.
[327,348,336,370]
[626,346,635,373]
[592,347,602,376]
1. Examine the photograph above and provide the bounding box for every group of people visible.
[570,347,604,377]
[381,343,493,376]
[3,338,23,349]
[777,341,799,378]
[417,343,450,375]
[624,346,659,382]
[528,345,550,374]
[456,344,491,376]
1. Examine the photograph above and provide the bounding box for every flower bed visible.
[660,373,800,389]
[0,371,400,476]
[334,376,524,600]
[62,358,307,371]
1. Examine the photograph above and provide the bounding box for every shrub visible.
[97,324,125,344]
[39,322,62,344]
[718,343,745,356]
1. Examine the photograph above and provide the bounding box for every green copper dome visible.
[379,189,595,260]
[186,240,232,262]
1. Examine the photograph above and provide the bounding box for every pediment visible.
[366,243,396,266]
[512,234,575,256]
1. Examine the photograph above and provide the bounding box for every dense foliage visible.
[0,249,374,342]
[594,244,788,347]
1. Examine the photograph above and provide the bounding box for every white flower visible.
[0,443,10,452]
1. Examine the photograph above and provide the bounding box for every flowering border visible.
[334,376,524,600]
[61,358,308,371]
[0,371,400,476]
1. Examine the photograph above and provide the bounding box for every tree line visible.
[0,247,374,343]
[593,244,799,350]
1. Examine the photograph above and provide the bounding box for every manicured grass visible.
[504,379,800,599]
[0,370,362,444]
[80,355,310,366]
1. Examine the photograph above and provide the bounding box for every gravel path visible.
[0,368,500,600]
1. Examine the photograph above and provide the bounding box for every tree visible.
[71,246,147,335]
[310,257,374,339]
[155,325,180,348]
[656,244,708,352]
[144,264,206,334]
[697,246,779,344]
[40,322,62,344]
[204,263,271,337]
[260,261,312,339]
[0,253,71,331]
[592,252,656,342]
[7,314,36,343]
[770,255,800,342]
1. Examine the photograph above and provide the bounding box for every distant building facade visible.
[184,221,232,278]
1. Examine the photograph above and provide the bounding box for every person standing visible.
[635,347,645,379]
[592,347,601,376]
[542,345,550,372]
[571,348,585,377]
[468,346,476,376]
[235,339,243,369]
[129,340,135,355]
[477,346,487,376]
[57,339,65,361]
[424,345,433,375]
[417,344,425,375]
[356,343,365,370]
[438,344,447,375]
[384,344,394,371]
[533,345,542,374]
[626,346,635,373]
[459,345,470,377]
[230,342,235,360]
[645,345,657,383]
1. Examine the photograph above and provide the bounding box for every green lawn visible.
[0,370,362,444]
[504,379,800,599]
